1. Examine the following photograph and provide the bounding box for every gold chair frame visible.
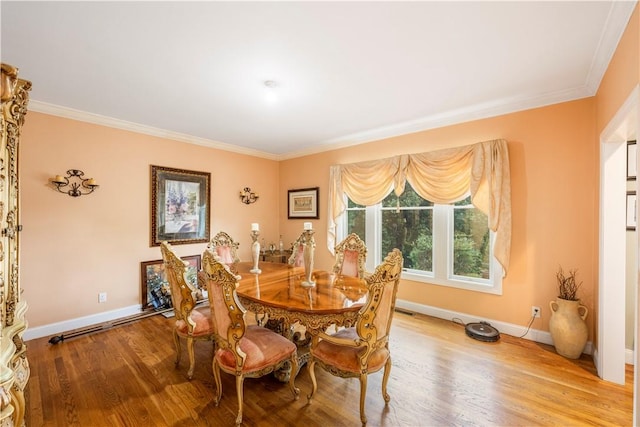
[208,230,240,264]
[307,249,403,426]
[202,250,300,425]
[160,241,214,380]
[332,232,368,278]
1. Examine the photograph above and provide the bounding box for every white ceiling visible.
[1,1,637,159]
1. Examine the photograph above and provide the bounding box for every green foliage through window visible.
[345,186,491,281]
[453,197,490,279]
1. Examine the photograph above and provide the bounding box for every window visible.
[341,183,502,294]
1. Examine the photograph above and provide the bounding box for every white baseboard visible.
[395,299,594,355]
[23,304,142,342]
[591,346,635,370]
[626,348,635,365]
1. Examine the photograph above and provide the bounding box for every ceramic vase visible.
[549,298,588,359]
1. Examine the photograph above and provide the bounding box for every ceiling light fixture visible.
[264,80,278,104]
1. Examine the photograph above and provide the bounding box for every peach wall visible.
[22,100,598,337]
[20,113,280,327]
[280,99,597,336]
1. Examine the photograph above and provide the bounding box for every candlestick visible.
[301,229,316,287]
[250,230,262,274]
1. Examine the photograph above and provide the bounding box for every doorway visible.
[599,85,638,422]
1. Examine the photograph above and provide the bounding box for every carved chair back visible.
[160,241,197,328]
[333,233,368,278]
[208,231,240,264]
[358,248,403,350]
[202,249,246,363]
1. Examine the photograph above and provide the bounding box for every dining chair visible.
[287,232,306,267]
[202,249,300,425]
[208,230,240,264]
[307,248,403,426]
[160,241,215,380]
[332,233,368,278]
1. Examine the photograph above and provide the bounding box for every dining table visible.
[233,261,369,380]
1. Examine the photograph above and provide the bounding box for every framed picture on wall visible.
[627,191,637,231]
[151,165,211,246]
[288,187,319,219]
[627,140,637,181]
[140,255,202,311]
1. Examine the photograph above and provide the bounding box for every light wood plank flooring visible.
[24,309,633,426]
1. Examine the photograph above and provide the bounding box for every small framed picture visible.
[627,140,637,181]
[140,255,201,311]
[627,191,637,231]
[288,187,319,219]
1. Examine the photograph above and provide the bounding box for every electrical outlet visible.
[98,292,107,303]
[531,306,541,318]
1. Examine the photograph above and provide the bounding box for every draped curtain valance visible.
[327,139,511,275]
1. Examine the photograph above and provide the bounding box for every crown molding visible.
[32,81,591,162]
[28,100,280,161]
[584,1,638,95]
[279,85,592,160]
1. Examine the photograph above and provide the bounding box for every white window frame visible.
[339,196,503,295]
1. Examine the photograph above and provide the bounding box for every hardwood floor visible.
[24,309,633,426]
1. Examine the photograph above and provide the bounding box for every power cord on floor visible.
[451,317,466,326]
[517,309,538,338]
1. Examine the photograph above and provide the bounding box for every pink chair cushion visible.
[216,246,234,264]
[175,309,214,337]
[312,327,389,374]
[340,249,359,277]
[216,325,296,373]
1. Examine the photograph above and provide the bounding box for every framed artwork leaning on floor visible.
[140,255,201,311]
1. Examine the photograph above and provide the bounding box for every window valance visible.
[328,139,511,275]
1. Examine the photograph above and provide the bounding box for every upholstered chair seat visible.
[310,327,389,373]
[216,325,297,372]
[174,309,213,337]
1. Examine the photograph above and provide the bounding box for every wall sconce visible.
[239,187,259,204]
[51,169,99,197]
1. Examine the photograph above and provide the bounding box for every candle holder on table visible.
[301,229,316,287]
[250,230,262,274]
